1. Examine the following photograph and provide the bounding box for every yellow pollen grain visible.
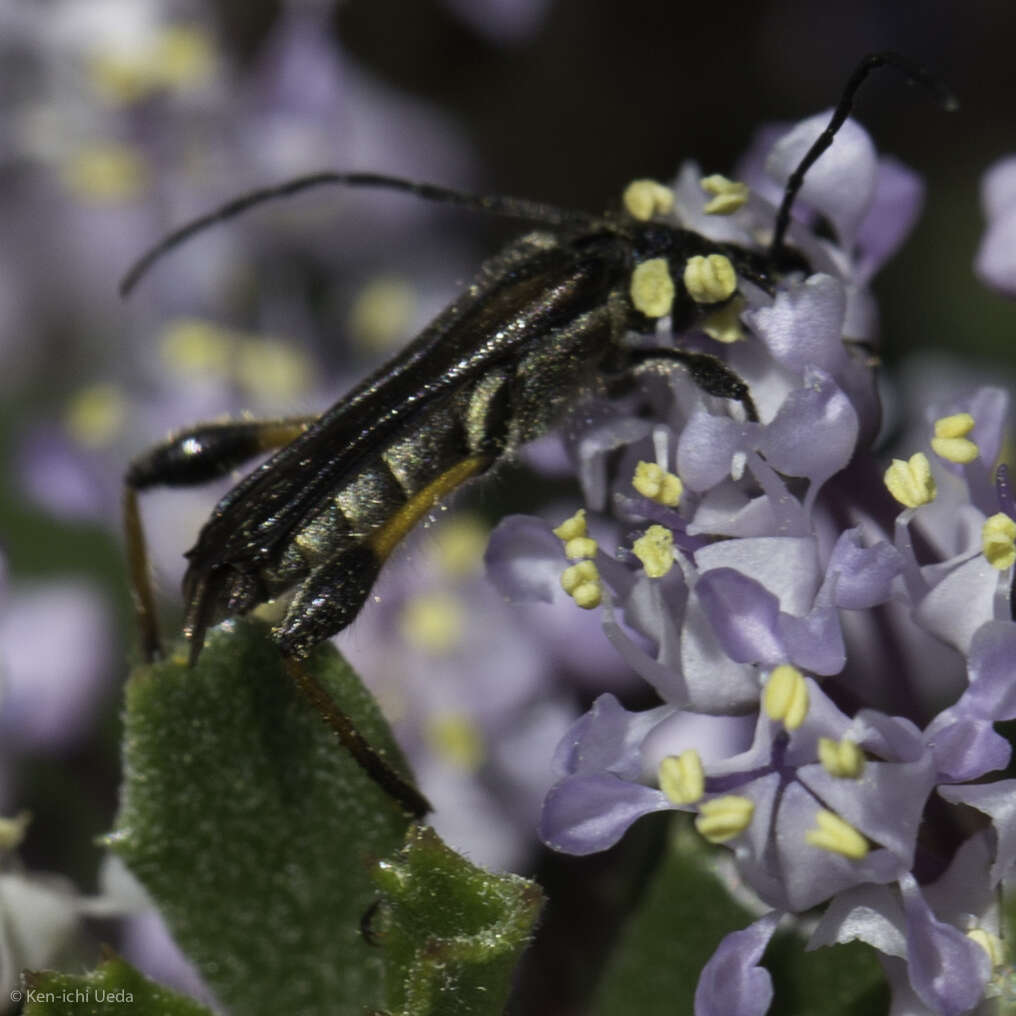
[805,809,869,859]
[884,453,936,509]
[553,509,587,542]
[61,143,148,202]
[658,750,705,805]
[695,795,754,843]
[684,254,737,304]
[398,593,465,655]
[632,525,675,578]
[434,515,490,576]
[632,461,683,506]
[983,512,1016,570]
[630,258,676,318]
[64,383,129,448]
[701,297,746,344]
[348,276,417,353]
[764,665,809,731]
[622,179,674,221]
[967,929,1005,968]
[817,736,866,779]
[700,174,749,215]
[561,560,602,609]
[425,713,485,772]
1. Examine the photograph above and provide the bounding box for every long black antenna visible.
[119,172,603,297]
[769,51,957,260]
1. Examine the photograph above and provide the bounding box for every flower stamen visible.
[561,560,603,609]
[658,750,705,805]
[623,179,675,222]
[983,512,1016,570]
[700,174,749,215]
[817,736,866,779]
[695,795,754,843]
[805,809,869,859]
[884,452,936,508]
[764,665,809,731]
[931,412,979,464]
[632,461,683,506]
[684,254,737,304]
[632,525,675,578]
[631,258,676,318]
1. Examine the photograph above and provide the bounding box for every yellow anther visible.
[658,750,705,805]
[932,416,978,464]
[983,513,1016,570]
[553,509,587,542]
[399,593,465,655]
[764,665,809,731]
[695,795,755,843]
[425,713,485,772]
[884,453,936,509]
[622,179,675,222]
[64,383,128,448]
[561,560,602,609]
[632,525,675,578]
[61,143,148,202]
[348,276,417,352]
[89,25,215,104]
[931,435,979,464]
[236,339,312,403]
[700,174,750,215]
[630,258,676,318]
[153,25,216,89]
[805,809,869,859]
[160,318,233,377]
[434,515,489,575]
[700,297,746,343]
[632,461,683,506]
[0,812,30,852]
[684,254,738,304]
[934,412,975,439]
[817,737,866,779]
[967,929,1006,968]
[564,536,599,560]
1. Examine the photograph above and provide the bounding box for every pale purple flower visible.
[490,112,1016,1013]
[975,155,1016,297]
[0,574,114,753]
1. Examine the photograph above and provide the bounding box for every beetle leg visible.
[283,657,432,819]
[124,416,316,661]
[608,347,759,423]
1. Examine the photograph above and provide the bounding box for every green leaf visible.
[23,954,213,1016]
[373,825,544,1016]
[767,933,888,1016]
[109,618,415,1016]
[590,818,755,1016]
[591,817,888,1016]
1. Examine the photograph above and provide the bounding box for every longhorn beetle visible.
[121,52,953,817]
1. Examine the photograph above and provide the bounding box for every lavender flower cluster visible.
[488,114,1016,1014]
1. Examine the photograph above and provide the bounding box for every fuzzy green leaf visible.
[23,954,213,1016]
[109,618,416,1016]
[372,825,544,1015]
[592,818,887,1016]
[590,819,754,1016]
